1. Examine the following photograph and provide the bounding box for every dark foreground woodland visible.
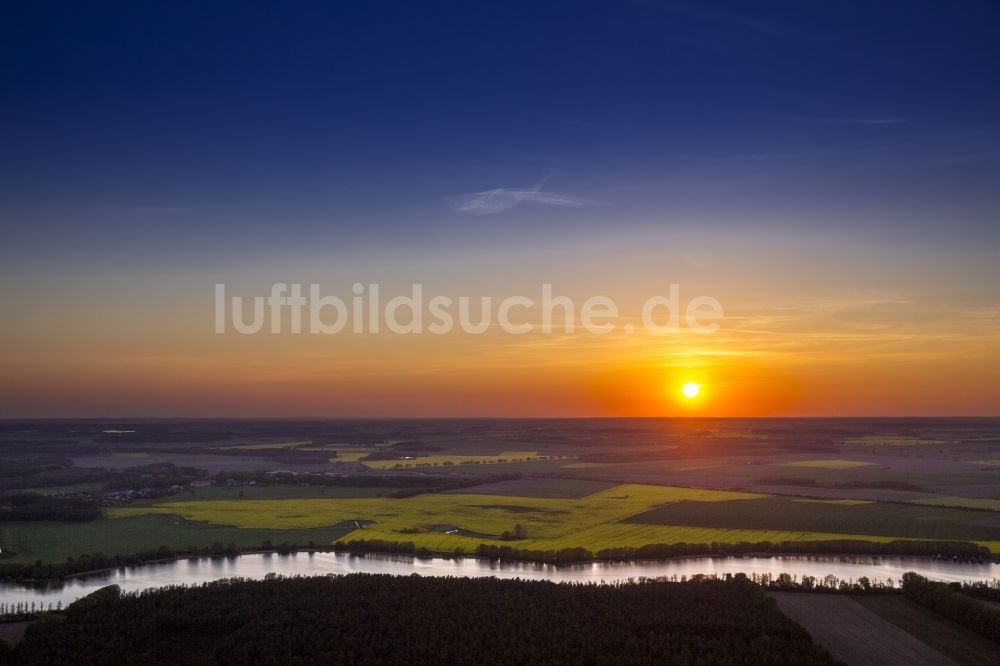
[3,574,835,665]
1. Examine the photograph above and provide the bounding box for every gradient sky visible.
[2,1,999,417]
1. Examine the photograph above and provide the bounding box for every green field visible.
[625,496,1000,542]
[447,477,616,499]
[140,484,395,504]
[0,515,353,564]
[4,419,1000,566]
[109,484,784,553]
[1,487,377,565]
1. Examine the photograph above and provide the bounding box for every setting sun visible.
[681,382,702,399]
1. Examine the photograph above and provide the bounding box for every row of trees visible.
[5,535,992,583]
[0,542,244,582]
[212,470,522,492]
[757,477,924,492]
[902,572,1000,642]
[957,578,1000,601]
[472,538,993,564]
[594,538,993,562]
[0,601,63,617]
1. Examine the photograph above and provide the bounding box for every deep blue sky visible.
[3,2,1000,417]
[3,0,999,259]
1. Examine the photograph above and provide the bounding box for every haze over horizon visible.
[2,1,999,417]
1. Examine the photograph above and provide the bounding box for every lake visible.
[2,552,998,609]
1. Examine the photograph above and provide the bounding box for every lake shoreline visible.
[3,544,996,588]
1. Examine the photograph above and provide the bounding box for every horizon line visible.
[3,414,1000,421]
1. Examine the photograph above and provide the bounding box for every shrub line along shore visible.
[2,537,996,585]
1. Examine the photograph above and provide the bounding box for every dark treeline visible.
[330,538,434,557]
[4,536,992,583]
[389,440,442,451]
[902,572,1000,643]
[6,574,837,665]
[0,493,100,522]
[740,571,900,593]
[383,474,522,499]
[216,470,520,493]
[324,539,592,563]
[0,462,206,495]
[477,538,992,564]
[475,543,595,563]
[0,543,244,583]
[959,579,1000,602]
[0,460,109,492]
[755,477,925,492]
[574,434,835,464]
[109,463,207,491]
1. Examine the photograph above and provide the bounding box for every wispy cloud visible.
[451,187,593,215]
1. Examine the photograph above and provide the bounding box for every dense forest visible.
[5,574,836,665]
[0,493,99,522]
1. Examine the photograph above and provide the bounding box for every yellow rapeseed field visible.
[111,483,910,553]
[110,484,761,548]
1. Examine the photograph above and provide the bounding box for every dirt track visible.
[0,620,32,646]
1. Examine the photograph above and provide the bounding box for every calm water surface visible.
[2,552,998,608]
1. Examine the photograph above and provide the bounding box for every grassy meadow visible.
[0,515,353,564]
[625,497,1000,542]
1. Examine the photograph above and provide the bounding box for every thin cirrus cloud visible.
[451,187,594,215]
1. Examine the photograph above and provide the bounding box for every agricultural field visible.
[129,484,395,504]
[853,595,1000,665]
[772,592,1000,666]
[4,418,1000,565]
[446,477,615,499]
[624,496,1000,542]
[107,480,1000,557]
[0,514,353,564]
[108,484,764,549]
[328,451,370,462]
